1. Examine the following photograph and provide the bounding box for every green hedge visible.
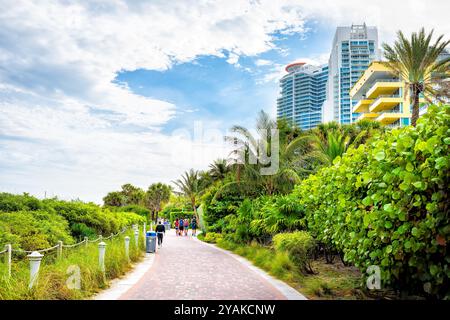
[292,105,449,298]
[0,193,145,251]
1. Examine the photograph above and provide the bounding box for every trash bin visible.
[146,231,157,253]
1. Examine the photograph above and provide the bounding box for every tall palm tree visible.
[173,169,203,221]
[383,28,450,126]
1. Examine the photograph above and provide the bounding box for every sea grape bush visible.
[293,105,449,298]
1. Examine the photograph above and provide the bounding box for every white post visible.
[6,244,11,279]
[98,242,106,273]
[124,236,130,262]
[111,233,114,240]
[143,222,146,238]
[84,237,88,248]
[57,241,63,259]
[134,229,139,248]
[27,251,43,289]
[99,235,103,241]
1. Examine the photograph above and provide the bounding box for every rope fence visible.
[62,239,87,248]
[0,223,146,289]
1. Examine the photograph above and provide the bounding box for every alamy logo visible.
[66,265,81,290]
[230,128,279,175]
[366,265,381,290]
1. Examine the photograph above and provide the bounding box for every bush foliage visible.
[273,231,316,274]
[292,105,449,297]
[0,193,145,251]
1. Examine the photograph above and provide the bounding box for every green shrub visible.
[203,232,223,243]
[213,195,305,244]
[110,204,150,220]
[0,210,73,251]
[293,104,450,298]
[0,193,42,211]
[0,194,145,250]
[273,231,316,274]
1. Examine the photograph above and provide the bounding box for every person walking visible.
[191,217,197,237]
[178,218,184,236]
[184,218,189,236]
[174,218,179,236]
[155,220,165,248]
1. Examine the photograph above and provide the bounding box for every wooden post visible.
[5,244,11,279]
[143,222,146,238]
[84,237,88,248]
[57,241,63,259]
[124,236,130,262]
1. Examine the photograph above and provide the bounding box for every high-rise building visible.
[276,62,328,130]
[323,24,380,124]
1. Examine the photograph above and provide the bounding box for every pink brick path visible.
[120,230,287,300]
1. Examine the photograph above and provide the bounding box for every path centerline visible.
[118,230,299,300]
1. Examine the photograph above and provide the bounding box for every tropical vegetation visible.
[383,28,449,126]
[0,193,146,299]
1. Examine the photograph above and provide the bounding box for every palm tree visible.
[223,110,310,195]
[383,28,450,126]
[307,131,350,166]
[173,169,204,221]
[208,159,230,181]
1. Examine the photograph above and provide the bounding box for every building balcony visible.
[366,81,402,99]
[369,95,403,112]
[376,113,404,125]
[352,99,374,113]
[357,113,379,121]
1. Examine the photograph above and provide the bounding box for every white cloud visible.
[1,0,449,202]
[0,0,311,202]
[255,59,273,66]
[297,0,450,44]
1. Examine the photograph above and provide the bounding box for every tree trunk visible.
[410,83,421,127]
[236,164,241,184]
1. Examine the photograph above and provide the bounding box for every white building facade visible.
[323,24,380,124]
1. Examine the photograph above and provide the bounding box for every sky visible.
[1,0,449,203]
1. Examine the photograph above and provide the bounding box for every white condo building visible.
[323,24,380,124]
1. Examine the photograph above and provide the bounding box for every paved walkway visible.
[119,230,301,300]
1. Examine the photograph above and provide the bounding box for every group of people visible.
[174,217,197,237]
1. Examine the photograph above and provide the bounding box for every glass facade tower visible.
[323,24,380,124]
[276,62,328,130]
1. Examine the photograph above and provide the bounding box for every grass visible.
[0,229,145,300]
[208,238,366,300]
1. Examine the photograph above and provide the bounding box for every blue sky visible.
[0,0,448,203]
[115,21,335,134]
